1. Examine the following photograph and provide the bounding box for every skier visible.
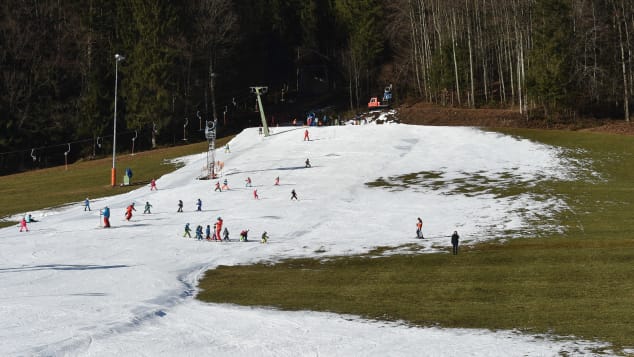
[195,225,204,240]
[125,202,136,221]
[304,129,310,141]
[274,176,280,186]
[150,178,158,191]
[305,158,311,168]
[225,144,231,153]
[291,189,298,200]
[416,217,423,239]
[143,201,152,214]
[222,227,230,241]
[177,200,183,212]
[214,181,222,192]
[196,198,202,211]
[239,229,249,242]
[102,206,111,228]
[183,223,192,238]
[205,225,212,241]
[451,231,460,255]
[253,189,259,200]
[26,214,37,223]
[84,197,91,211]
[245,177,252,187]
[261,231,269,243]
[19,217,28,232]
[221,179,229,190]
[215,217,223,242]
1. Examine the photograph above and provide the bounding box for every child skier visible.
[221,179,229,190]
[291,189,298,200]
[144,201,152,214]
[150,178,157,191]
[261,231,269,243]
[304,129,310,141]
[196,198,202,211]
[177,200,184,212]
[183,223,192,238]
[195,225,204,240]
[19,217,29,232]
[125,203,136,221]
[245,177,252,187]
[222,227,230,241]
[253,189,259,200]
[274,176,280,185]
[205,225,212,241]
[102,206,111,228]
[214,181,222,192]
[305,158,311,168]
[84,198,91,211]
[215,217,223,241]
[240,229,249,241]
[416,217,423,239]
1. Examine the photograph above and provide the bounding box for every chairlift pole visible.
[251,86,269,136]
[112,53,125,186]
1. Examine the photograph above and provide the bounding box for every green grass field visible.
[2,129,633,353]
[0,137,231,226]
[197,129,634,354]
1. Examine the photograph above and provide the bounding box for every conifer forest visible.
[1,0,633,173]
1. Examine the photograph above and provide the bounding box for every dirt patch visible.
[396,102,634,135]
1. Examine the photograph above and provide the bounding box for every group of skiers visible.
[182,217,269,243]
[415,217,461,255]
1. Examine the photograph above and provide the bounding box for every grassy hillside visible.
[0,137,231,226]
[197,129,634,353]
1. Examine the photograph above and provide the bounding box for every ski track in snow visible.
[0,123,611,356]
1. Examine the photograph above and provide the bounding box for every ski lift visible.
[30,148,37,162]
[64,143,71,170]
[97,136,103,148]
[183,117,188,141]
[197,110,202,131]
[205,120,216,140]
[131,130,138,155]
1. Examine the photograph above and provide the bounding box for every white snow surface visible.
[0,124,609,356]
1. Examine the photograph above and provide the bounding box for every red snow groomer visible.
[368,84,393,110]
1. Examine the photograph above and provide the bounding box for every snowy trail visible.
[0,123,609,356]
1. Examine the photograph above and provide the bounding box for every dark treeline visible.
[1,0,633,174]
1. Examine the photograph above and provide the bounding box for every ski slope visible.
[0,122,608,356]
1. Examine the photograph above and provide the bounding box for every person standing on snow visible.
[451,231,460,255]
[274,176,280,186]
[195,225,204,240]
[416,217,424,239]
[253,189,259,200]
[183,223,192,238]
[291,189,298,200]
[150,178,158,191]
[125,203,136,221]
[205,225,212,241]
[177,200,183,212]
[102,206,111,228]
[215,217,223,241]
[304,129,310,141]
[221,179,230,190]
[19,217,29,232]
[245,177,252,187]
[84,198,91,211]
[214,181,222,192]
[305,158,311,168]
[222,227,230,241]
[261,231,269,243]
[143,201,152,214]
[196,198,202,211]
[240,229,249,241]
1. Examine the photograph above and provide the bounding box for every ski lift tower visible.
[250,86,269,136]
[204,117,218,179]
